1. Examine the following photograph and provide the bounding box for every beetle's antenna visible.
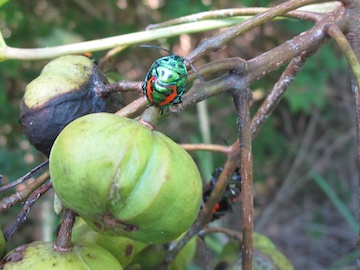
[184,59,204,83]
[139,44,173,56]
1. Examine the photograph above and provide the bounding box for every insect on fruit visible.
[140,45,203,109]
[202,167,242,221]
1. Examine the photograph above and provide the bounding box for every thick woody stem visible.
[233,89,254,270]
[54,209,77,251]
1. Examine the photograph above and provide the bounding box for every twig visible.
[0,160,49,193]
[180,143,230,154]
[187,0,331,62]
[102,81,143,97]
[251,52,313,138]
[138,106,162,129]
[54,209,77,251]
[327,25,360,96]
[232,89,253,270]
[146,7,324,30]
[0,19,256,62]
[0,170,50,211]
[4,181,53,240]
[199,226,243,242]
[187,57,247,81]
[114,96,148,117]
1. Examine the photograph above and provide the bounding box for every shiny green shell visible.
[143,55,187,108]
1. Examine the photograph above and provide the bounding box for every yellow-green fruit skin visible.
[0,232,6,260]
[50,113,202,244]
[0,241,123,270]
[128,236,197,270]
[71,218,135,267]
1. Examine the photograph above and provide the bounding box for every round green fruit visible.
[0,241,123,270]
[19,55,110,156]
[72,218,135,267]
[50,113,202,244]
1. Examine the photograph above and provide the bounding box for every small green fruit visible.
[19,55,110,156]
[50,113,202,244]
[216,234,294,270]
[72,218,135,267]
[0,232,6,260]
[128,235,197,270]
[0,241,123,269]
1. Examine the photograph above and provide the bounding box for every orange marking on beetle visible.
[157,84,178,107]
[146,76,179,107]
[212,203,221,213]
[145,77,155,103]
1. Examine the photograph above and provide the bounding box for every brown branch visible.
[187,57,247,82]
[114,96,148,117]
[4,181,53,240]
[233,89,253,270]
[182,5,347,115]
[0,170,50,211]
[187,0,332,62]
[180,73,248,109]
[54,209,77,251]
[251,51,313,138]
[0,160,49,193]
[102,81,143,96]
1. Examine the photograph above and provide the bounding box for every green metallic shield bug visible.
[143,54,187,108]
[141,45,203,109]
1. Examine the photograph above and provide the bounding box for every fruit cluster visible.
[1,55,202,269]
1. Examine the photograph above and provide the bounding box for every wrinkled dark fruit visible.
[19,55,122,156]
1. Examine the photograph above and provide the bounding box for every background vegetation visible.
[0,0,357,269]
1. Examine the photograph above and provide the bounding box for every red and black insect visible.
[202,167,242,221]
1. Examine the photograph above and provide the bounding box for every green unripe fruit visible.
[19,55,110,156]
[216,234,294,270]
[128,236,197,270]
[0,241,123,269]
[50,113,202,244]
[72,218,135,267]
[0,232,6,260]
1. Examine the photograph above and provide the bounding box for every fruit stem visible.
[54,209,77,251]
[138,106,161,130]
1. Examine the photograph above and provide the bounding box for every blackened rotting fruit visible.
[19,55,119,156]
